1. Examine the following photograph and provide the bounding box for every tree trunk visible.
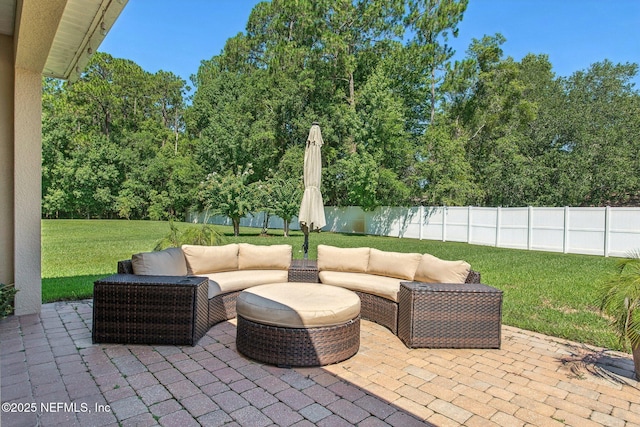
[430,68,436,124]
[261,213,270,235]
[283,221,290,238]
[232,218,240,237]
[174,109,180,155]
[348,71,355,108]
[104,109,111,138]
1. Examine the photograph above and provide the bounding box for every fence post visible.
[467,206,473,244]
[604,206,611,257]
[496,206,502,247]
[419,205,424,240]
[563,206,570,254]
[527,206,533,250]
[442,206,447,242]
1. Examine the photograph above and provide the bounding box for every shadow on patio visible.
[1,300,639,427]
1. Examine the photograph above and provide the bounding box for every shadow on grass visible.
[42,274,106,303]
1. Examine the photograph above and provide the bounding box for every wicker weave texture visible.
[92,275,208,346]
[398,282,502,349]
[355,291,398,334]
[208,290,240,327]
[236,315,360,367]
[117,260,134,274]
[288,259,320,283]
[465,270,481,284]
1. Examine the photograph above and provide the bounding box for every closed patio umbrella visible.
[298,122,326,259]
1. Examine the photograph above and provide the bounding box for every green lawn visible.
[42,219,623,352]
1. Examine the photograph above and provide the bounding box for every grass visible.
[42,219,623,352]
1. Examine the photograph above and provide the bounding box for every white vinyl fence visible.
[190,206,640,257]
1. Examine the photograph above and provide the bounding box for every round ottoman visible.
[235,282,361,367]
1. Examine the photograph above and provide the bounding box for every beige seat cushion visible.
[181,244,239,274]
[203,270,289,298]
[414,254,470,284]
[131,247,187,276]
[319,271,402,302]
[237,243,292,270]
[236,282,360,328]
[366,248,422,281]
[317,245,370,273]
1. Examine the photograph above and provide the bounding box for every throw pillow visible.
[237,243,292,270]
[181,244,239,274]
[131,247,188,276]
[414,253,470,284]
[317,245,370,273]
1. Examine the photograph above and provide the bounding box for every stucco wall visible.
[13,67,42,315]
[0,35,14,287]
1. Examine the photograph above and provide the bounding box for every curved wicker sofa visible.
[315,245,480,335]
[117,243,480,339]
[118,243,294,328]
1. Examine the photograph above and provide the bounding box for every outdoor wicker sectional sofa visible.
[316,244,481,335]
[118,243,293,327]
[111,243,500,349]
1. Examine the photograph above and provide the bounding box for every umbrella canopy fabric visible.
[299,123,326,232]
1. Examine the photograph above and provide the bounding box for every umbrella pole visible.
[302,224,309,259]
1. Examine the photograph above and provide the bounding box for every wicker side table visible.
[398,282,503,349]
[93,274,209,346]
[288,259,319,283]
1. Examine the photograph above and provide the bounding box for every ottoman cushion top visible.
[236,282,360,328]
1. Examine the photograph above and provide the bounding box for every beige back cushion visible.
[317,245,370,273]
[237,243,292,270]
[366,248,423,280]
[132,247,188,276]
[181,244,239,274]
[414,253,470,284]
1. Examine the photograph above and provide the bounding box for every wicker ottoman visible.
[235,282,361,367]
[398,282,503,349]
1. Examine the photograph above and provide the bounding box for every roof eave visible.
[43,0,128,82]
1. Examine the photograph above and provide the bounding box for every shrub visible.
[154,221,225,250]
[0,283,17,319]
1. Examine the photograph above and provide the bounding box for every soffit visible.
[44,0,127,81]
[9,0,127,81]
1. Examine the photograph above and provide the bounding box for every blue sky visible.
[100,0,640,88]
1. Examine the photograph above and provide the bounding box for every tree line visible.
[42,0,640,223]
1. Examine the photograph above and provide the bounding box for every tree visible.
[326,151,379,210]
[153,70,189,154]
[417,123,482,205]
[269,177,303,237]
[560,61,640,206]
[403,0,468,127]
[198,167,256,237]
[42,53,194,220]
[447,35,541,206]
[42,3,640,218]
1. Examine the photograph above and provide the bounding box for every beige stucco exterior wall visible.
[13,67,42,315]
[0,35,14,288]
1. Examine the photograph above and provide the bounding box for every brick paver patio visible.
[1,300,639,426]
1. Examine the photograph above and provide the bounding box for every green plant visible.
[154,221,225,251]
[198,166,255,237]
[0,283,18,318]
[599,249,640,379]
